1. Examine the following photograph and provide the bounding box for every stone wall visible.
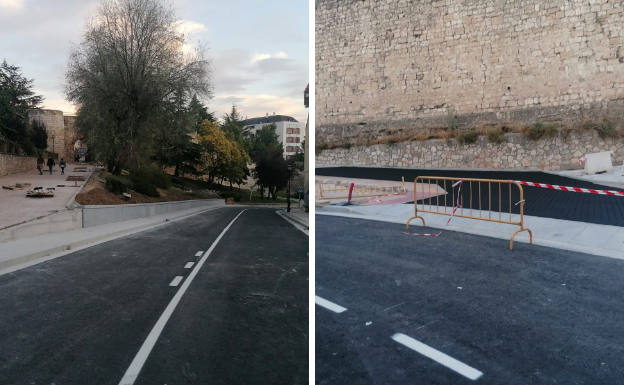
[316,0,624,147]
[316,130,624,171]
[63,115,78,160]
[28,109,66,159]
[0,154,37,177]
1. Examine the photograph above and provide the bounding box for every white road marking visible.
[169,276,183,287]
[195,251,203,257]
[184,262,195,269]
[315,296,347,313]
[118,210,246,385]
[391,333,483,381]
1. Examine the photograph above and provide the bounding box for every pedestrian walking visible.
[46,157,55,175]
[59,158,66,175]
[36,156,44,175]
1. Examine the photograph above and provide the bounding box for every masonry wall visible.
[28,109,66,159]
[316,130,624,171]
[316,0,624,148]
[0,154,37,177]
[63,115,77,160]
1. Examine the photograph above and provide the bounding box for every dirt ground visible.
[75,172,217,205]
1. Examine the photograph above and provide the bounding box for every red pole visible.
[347,183,354,203]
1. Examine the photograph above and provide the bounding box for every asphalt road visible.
[0,207,308,385]
[316,167,624,226]
[316,214,624,384]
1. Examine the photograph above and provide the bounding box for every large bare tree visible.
[66,0,210,174]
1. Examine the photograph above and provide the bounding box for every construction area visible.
[315,155,624,384]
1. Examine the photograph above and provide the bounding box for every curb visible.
[279,209,309,229]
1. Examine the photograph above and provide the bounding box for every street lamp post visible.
[287,162,295,213]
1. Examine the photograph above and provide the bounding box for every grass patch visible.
[597,121,616,138]
[525,122,558,140]
[456,130,479,145]
[446,107,459,130]
[487,130,505,144]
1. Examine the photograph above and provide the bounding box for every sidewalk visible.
[0,204,223,275]
[280,206,309,229]
[553,164,624,189]
[0,164,92,229]
[318,203,624,260]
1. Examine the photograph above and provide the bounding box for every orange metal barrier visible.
[406,176,533,250]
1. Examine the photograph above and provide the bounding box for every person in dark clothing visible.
[36,156,44,175]
[46,157,55,175]
[59,158,66,175]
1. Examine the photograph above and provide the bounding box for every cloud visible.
[175,20,206,36]
[250,51,289,63]
[212,93,307,123]
[0,0,23,10]
[251,53,271,63]
[253,57,297,74]
[41,98,78,115]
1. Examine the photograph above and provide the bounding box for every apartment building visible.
[242,114,305,158]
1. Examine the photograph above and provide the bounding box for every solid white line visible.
[195,251,203,257]
[169,276,183,287]
[184,262,194,269]
[391,333,483,381]
[315,296,347,313]
[118,210,246,385]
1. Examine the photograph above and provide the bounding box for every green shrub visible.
[487,130,505,144]
[526,122,558,140]
[130,167,170,189]
[456,130,478,145]
[131,178,159,197]
[445,107,459,130]
[220,190,243,202]
[597,121,616,138]
[105,175,131,194]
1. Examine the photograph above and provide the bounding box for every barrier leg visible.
[509,227,533,250]
[406,215,426,229]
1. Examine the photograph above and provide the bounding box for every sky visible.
[0,0,309,122]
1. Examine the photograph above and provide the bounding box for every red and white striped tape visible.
[513,180,624,196]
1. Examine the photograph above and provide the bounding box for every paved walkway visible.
[318,203,624,260]
[281,206,309,228]
[0,164,92,229]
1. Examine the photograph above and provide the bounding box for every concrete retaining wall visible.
[80,199,224,228]
[0,209,82,243]
[0,154,37,176]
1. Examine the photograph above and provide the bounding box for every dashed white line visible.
[391,333,483,381]
[195,251,203,257]
[118,209,246,385]
[315,296,347,313]
[169,276,183,287]
[184,262,195,269]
